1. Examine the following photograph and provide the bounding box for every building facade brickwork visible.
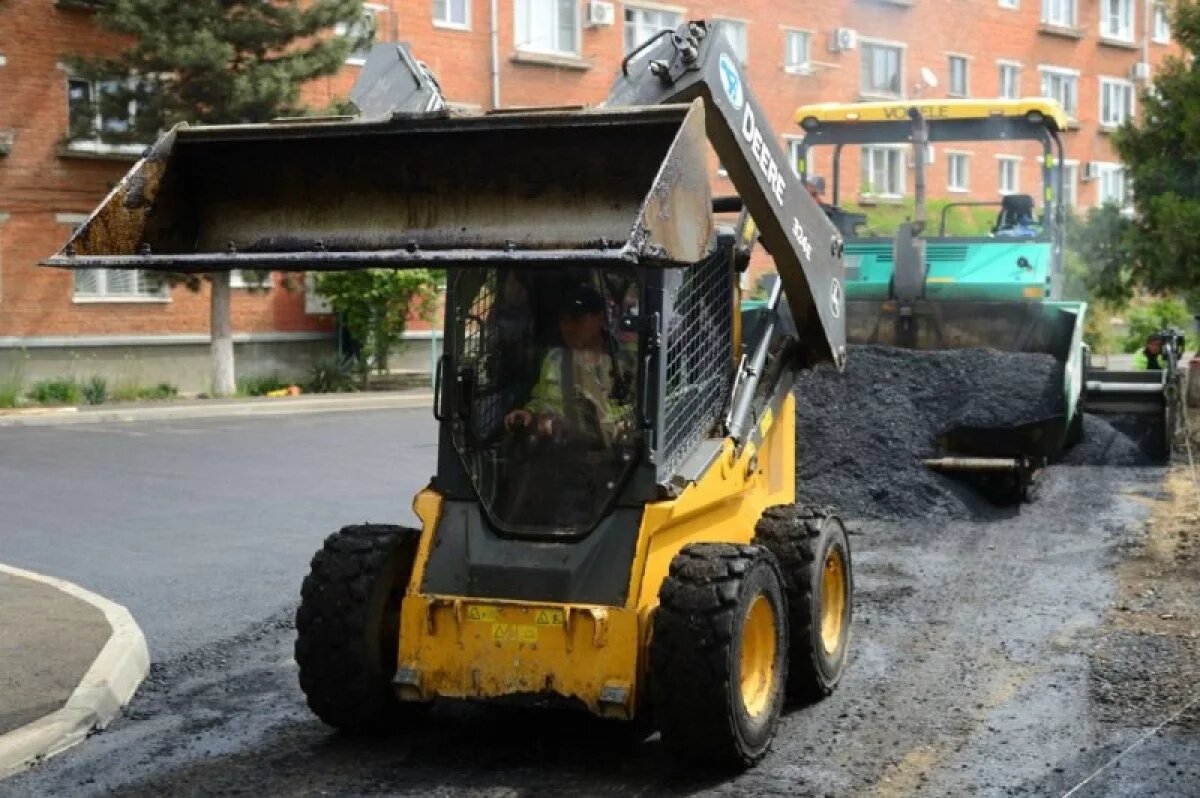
[0,0,1179,351]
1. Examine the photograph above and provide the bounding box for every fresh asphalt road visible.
[0,408,438,660]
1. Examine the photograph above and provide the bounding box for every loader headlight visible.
[1025,110,1045,126]
[800,116,820,132]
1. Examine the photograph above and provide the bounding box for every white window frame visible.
[1041,0,1077,27]
[716,18,749,65]
[860,39,906,99]
[997,155,1022,195]
[997,60,1021,99]
[1154,3,1171,43]
[999,0,1019,8]
[1099,77,1135,128]
[785,137,806,178]
[65,77,147,156]
[229,270,272,290]
[1040,65,1079,119]
[861,145,907,198]
[1094,162,1130,207]
[948,54,970,97]
[783,28,813,75]
[1100,0,1135,42]
[305,273,333,315]
[947,151,971,192]
[59,214,170,303]
[337,4,386,66]
[623,4,683,55]
[1058,160,1079,208]
[515,0,582,56]
[433,0,471,30]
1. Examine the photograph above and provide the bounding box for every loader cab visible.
[443,265,645,535]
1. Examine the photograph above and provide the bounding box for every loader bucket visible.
[44,101,713,272]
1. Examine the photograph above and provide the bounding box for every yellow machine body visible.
[396,394,797,719]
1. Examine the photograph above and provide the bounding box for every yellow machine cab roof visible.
[795,98,1069,132]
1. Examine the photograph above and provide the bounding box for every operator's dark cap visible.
[558,285,605,317]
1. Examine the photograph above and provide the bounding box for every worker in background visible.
[504,284,634,449]
[1135,333,1164,370]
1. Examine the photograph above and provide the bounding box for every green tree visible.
[1120,296,1193,352]
[68,0,371,395]
[314,270,440,387]
[1072,1,1200,306]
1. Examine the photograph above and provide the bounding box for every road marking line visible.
[1060,692,1200,798]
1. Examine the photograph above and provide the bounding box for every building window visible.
[948,152,970,192]
[66,77,148,155]
[998,156,1020,194]
[516,0,580,55]
[73,269,166,301]
[861,146,905,197]
[623,6,681,54]
[1041,0,1077,27]
[787,139,804,177]
[861,42,904,97]
[229,270,271,290]
[784,30,812,74]
[336,4,384,65]
[1100,78,1135,128]
[1040,67,1078,118]
[1154,3,1171,42]
[948,55,969,97]
[998,62,1020,99]
[999,0,1019,8]
[1101,0,1135,41]
[434,0,470,29]
[1095,163,1129,207]
[1056,162,1078,207]
[719,19,748,65]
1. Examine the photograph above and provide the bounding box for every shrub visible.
[82,375,108,405]
[306,354,358,394]
[28,378,82,406]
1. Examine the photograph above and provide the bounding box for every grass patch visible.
[111,381,179,402]
[237,373,289,397]
[27,377,83,406]
[0,379,21,409]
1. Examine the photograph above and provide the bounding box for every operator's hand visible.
[505,409,532,430]
[537,414,561,438]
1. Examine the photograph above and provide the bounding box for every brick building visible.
[0,0,1179,391]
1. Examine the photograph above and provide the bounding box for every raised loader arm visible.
[607,20,847,370]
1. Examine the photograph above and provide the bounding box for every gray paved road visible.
[0,409,437,660]
[3,411,1197,796]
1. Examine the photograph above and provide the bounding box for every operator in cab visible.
[504,284,634,450]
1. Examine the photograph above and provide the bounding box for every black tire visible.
[650,543,789,769]
[754,504,852,702]
[295,523,427,733]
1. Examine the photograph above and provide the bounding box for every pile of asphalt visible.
[1061,413,1157,466]
[793,345,1065,520]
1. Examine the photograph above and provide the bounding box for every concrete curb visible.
[0,564,150,780]
[0,391,434,428]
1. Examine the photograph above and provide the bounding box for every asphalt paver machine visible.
[793,99,1090,496]
[47,23,855,767]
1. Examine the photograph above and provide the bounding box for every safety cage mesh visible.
[659,252,733,478]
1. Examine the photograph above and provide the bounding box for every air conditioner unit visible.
[1129,61,1152,82]
[830,28,857,53]
[1082,162,1101,181]
[586,0,615,27]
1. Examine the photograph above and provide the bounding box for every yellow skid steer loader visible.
[47,23,853,768]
